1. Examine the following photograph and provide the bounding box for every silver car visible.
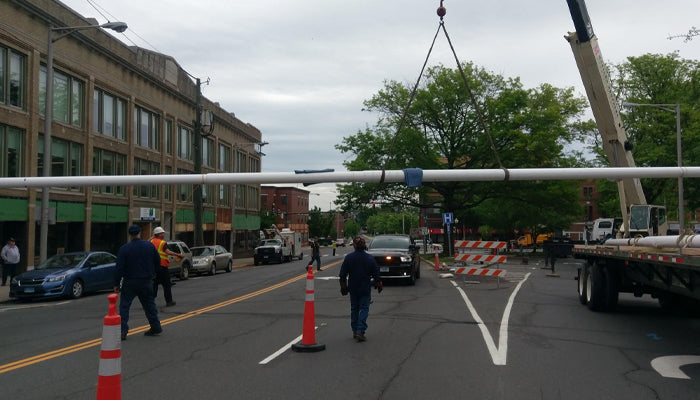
[190,245,233,275]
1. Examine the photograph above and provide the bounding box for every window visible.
[93,89,126,140]
[0,47,26,108]
[133,158,160,199]
[177,168,193,202]
[247,186,259,210]
[164,165,173,201]
[236,152,246,173]
[0,125,24,177]
[249,156,260,173]
[202,137,215,168]
[165,119,173,155]
[235,186,245,208]
[218,144,231,206]
[582,186,594,198]
[178,125,193,160]
[133,105,159,150]
[92,148,125,195]
[38,135,83,191]
[39,66,84,127]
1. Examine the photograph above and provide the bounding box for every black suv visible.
[366,235,421,285]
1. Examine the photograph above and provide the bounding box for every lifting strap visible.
[379,0,508,184]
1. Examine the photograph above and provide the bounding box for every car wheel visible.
[209,262,216,276]
[180,262,190,280]
[415,260,421,279]
[226,260,233,273]
[70,279,84,299]
[586,262,606,311]
[407,271,416,286]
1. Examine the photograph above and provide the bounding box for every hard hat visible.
[153,227,166,235]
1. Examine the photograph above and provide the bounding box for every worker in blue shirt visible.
[113,224,162,340]
[339,236,382,342]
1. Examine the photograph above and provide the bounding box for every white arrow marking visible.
[451,272,531,366]
[651,355,700,379]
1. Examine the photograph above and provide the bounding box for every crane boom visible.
[565,0,667,237]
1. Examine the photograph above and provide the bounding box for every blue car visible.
[10,251,117,300]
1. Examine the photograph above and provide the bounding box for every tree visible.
[308,206,334,239]
[343,219,360,238]
[596,53,700,218]
[336,62,591,236]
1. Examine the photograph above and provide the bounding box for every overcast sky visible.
[61,0,700,210]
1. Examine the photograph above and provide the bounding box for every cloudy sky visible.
[61,0,700,210]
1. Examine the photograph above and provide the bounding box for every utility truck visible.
[565,0,700,312]
[253,225,303,265]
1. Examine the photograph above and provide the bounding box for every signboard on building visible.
[140,208,156,221]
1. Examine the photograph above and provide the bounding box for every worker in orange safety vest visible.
[150,227,181,307]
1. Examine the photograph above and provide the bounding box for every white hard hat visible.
[153,227,166,235]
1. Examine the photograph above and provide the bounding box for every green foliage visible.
[365,211,419,235]
[343,219,360,238]
[259,209,276,230]
[336,62,590,235]
[604,53,700,217]
[307,206,334,238]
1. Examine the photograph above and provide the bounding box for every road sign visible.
[442,212,453,224]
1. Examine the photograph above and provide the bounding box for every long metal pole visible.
[193,78,203,246]
[676,103,684,233]
[3,167,700,188]
[40,27,54,263]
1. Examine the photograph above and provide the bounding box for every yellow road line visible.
[0,261,340,375]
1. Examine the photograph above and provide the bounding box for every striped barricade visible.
[454,253,507,263]
[454,240,507,264]
[453,267,507,277]
[454,240,506,249]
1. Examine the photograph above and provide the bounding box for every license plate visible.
[24,287,35,293]
[263,255,270,259]
[380,267,389,272]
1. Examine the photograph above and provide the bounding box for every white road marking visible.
[259,324,324,365]
[0,301,71,312]
[651,355,700,379]
[451,272,531,366]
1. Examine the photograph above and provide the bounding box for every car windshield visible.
[36,253,87,270]
[261,239,282,246]
[369,237,410,250]
[191,247,214,256]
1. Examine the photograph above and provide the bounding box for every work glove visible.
[374,280,383,294]
[340,281,348,296]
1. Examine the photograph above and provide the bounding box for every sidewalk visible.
[0,256,256,304]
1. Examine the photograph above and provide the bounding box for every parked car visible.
[335,238,346,247]
[166,241,193,280]
[253,239,285,265]
[367,235,421,285]
[190,245,233,275]
[10,251,117,300]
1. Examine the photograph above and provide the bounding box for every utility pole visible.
[193,78,203,246]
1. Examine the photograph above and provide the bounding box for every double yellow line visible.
[0,263,338,375]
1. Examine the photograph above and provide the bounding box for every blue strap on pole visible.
[403,168,423,187]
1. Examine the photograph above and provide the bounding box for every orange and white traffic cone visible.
[96,294,121,400]
[291,265,326,352]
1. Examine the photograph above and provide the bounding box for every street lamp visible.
[41,21,127,262]
[622,102,683,232]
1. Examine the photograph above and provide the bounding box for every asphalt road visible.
[1,248,699,399]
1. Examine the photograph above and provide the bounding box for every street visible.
[1,247,699,399]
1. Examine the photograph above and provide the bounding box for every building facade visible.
[0,0,262,269]
[260,186,311,243]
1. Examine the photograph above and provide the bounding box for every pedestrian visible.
[1,237,20,286]
[310,237,322,271]
[113,224,162,340]
[338,236,382,342]
[150,226,180,307]
[332,240,337,256]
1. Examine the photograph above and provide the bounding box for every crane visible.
[564,0,668,237]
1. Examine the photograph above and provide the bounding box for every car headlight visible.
[401,256,412,262]
[275,248,281,253]
[11,276,19,284]
[46,274,68,282]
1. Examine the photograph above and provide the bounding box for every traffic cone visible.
[291,265,326,352]
[96,294,121,400]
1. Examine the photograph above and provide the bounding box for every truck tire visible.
[577,266,588,305]
[586,262,607,311]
